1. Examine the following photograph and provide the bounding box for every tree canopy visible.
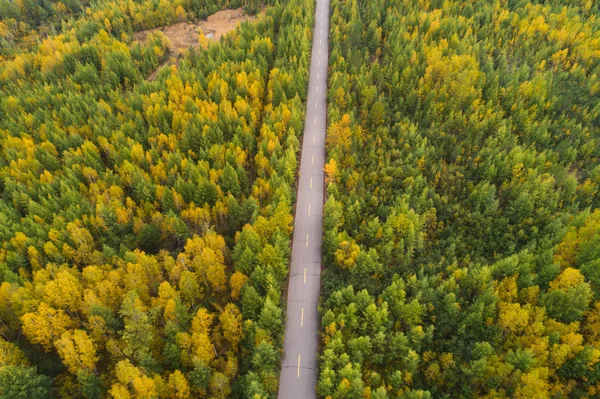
[0,0,312,397]
[320,0,600,397]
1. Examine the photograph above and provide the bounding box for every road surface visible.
[277,0,329,398]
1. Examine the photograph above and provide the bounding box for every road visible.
[277,0,329,398]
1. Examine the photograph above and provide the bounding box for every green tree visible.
[0,366,52,399]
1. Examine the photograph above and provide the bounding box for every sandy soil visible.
[200,8,257,41]
[134,7,262,80]
[133,8,257,53]
[134,21,200,53]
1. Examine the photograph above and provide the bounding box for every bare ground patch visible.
[133,8,258,49]
[200,8,258,41]
[134,21,202,53]
[134,8,262,80]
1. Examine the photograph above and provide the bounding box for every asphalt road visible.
[277,0,329,398]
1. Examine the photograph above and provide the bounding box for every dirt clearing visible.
[133,8,259,53]
[201,8,258,41]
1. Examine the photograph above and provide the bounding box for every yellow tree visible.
[515,368,550,399]
[0,337,28,367]
[192,308,214,335]
[209,372,231,399]
[497,302,530,335]
[199,246,227,293]
[165,370,190,399]
[176,331,215,367]
[324,158,339,184]
[110,359,157,399]
[177,308,215,367]
[230,272,248,301]
[178,270,203,307]
[327,114,353,151]
[42,267,83,313]
[21,302,75,351]
[0,282,22,335]
[181,233,227,293]
[55,329,98,374]
[219,304,242,348]
[63,222,102,265]
[335,239,360,270]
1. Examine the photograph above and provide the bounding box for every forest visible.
[0,0,313,397]
[319,0,600,398]
[4,0,600,398]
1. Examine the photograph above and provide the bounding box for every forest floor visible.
[134,7,261,80]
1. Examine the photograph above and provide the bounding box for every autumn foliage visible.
[320,0,600,398]
[0,0,313,397]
